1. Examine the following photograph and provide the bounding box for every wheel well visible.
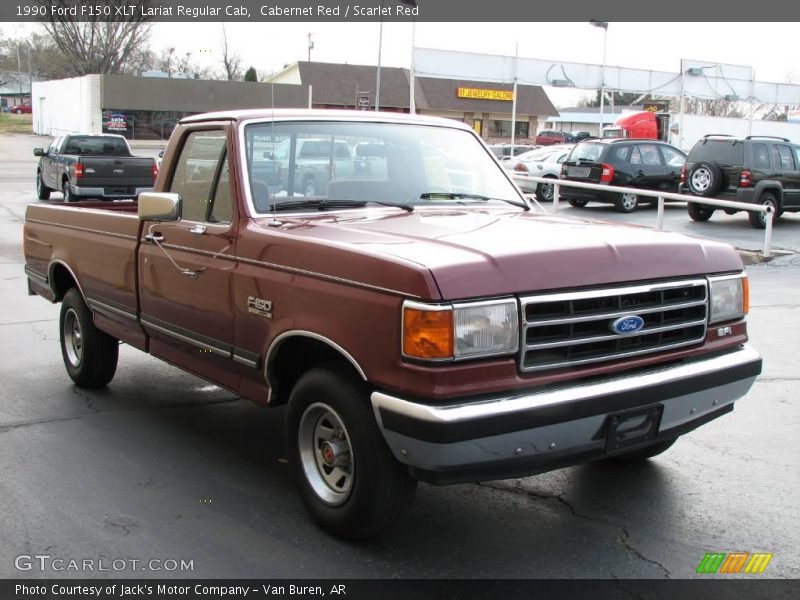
[49,263,78,302]
[267,336,364,405]
[759,188,782,205]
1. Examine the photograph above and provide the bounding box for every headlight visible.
[402,299,519,360]
[708,274,748,324]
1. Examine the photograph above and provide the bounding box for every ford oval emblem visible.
[610,315,645,335]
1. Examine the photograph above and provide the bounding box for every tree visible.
[244,66,258,82]
[36,0,153,75]
[219,24,242,81]
[579,90,646,109]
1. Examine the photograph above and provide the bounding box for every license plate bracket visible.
[604,405,663,453]
[568,166,591,178]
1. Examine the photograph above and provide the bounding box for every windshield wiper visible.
[418,192,529,211]
[270,198,414,212]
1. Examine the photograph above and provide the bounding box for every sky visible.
[5,21,800,108]
[144,21,800,107]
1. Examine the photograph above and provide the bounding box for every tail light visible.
[600,163,615,184]
[514,163,529,173]
[152,161,158,181]
[560,164,567,179]
[739,170,751,187]
[680,164,686,185]
[74,162,83,180]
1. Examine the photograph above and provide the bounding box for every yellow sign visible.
[457,88,514,101]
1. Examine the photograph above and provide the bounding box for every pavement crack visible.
[477,481,672,578]
[0,396,244,434]
[757,376,800,383]
[611,575,644,600]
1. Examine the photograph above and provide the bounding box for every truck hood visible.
[252,207,743,300]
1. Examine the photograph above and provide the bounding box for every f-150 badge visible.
[248,296,273,318]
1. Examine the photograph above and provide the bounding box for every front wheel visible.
[687,202,715,222]
[615,192,639,213]
[286,365,416,540]
[37,171,51,200]
[60,288,119,388]
[302,177,318,197]
[748,193,779,230]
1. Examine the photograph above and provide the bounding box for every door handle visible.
[144,232,164,244]
[636,170,645,176]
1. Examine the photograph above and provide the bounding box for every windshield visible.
[243,120,524,213]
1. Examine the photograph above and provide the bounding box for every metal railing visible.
[512,174,775,257]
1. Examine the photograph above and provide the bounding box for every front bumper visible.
[371,346,761,484]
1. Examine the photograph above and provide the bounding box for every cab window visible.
[169,130,232,224]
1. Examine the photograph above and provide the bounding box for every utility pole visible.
[307,33,314,62]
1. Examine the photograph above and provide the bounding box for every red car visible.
[11,103,32,114]
[535,129,575,145]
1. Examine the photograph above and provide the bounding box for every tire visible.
[12,108,21,115]
[536,177,556,202]
[568,198,589,208]
[62,179,76,203]
[36,171,50,200]
[615,192,639,213]
[687,202,714,222]
[302,177,318,197]
[286,365,416,540]
[605,438,677,462]
[687,162,723,197]
[59,288,119,388]
[748,192,779,230]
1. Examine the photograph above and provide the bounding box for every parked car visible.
[573,131,595,142]
[535,130,576,146]
[488,143,536,161]
[11,103,32,114]
[33,134,157,202]
[680,134,800,229]
[510,144,574,201]
[560,138,687,212]
[24,109,760,540]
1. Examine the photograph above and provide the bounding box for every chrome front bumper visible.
[371,346,762,484]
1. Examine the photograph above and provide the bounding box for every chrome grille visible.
[520,279,708,372]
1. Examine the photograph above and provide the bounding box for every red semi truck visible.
[602,111,671,141]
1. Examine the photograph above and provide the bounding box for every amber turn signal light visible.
[402,306,454,359]
[742,275,749,315]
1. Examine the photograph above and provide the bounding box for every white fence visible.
[512,174,775,257]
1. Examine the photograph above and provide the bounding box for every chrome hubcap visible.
[298,403,354,505]
[541,183,554,200]
[691,168,710,192]
[63,308,83,367]
[621,193,638,209]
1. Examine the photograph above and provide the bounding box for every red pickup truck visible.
[24,109,761,540]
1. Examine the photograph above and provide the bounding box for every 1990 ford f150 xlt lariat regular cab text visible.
[23,110,762,540]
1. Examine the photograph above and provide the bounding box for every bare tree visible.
[36,0,153,75]
[219,24,242,81]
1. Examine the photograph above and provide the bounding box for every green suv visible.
[680,135,800,229]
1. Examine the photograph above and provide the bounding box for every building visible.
[0,71,35,110]
[267,61,558,144]
[31,74,309,140]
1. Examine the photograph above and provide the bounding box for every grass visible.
[0,113,33,134]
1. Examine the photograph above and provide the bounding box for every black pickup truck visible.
[34,134,156,202]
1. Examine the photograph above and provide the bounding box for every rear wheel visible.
[60,288,119,388]
[687,202,715,222]
[286,365,416,540]
[568,198,589,208]
[303,177,318,197]
[36,171,50,200]
[748,193,779,230]
[536,178,556,202]
[615,192,639,213]
[62,180,76,203]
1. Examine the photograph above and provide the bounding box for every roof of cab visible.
[179,108,474,131]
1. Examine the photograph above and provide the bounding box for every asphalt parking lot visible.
[1,132,799,580]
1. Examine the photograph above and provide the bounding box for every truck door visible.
[43,136,62,189]
[773,144,800,208]
[138,127,240,390]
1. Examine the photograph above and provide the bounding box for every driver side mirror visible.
[33,148,46,157]
[138,192,182,222]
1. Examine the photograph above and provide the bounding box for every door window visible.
[638,144,663,166]
[775,145,796,170]
[752,144,771,169]
[169,130,229,223]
